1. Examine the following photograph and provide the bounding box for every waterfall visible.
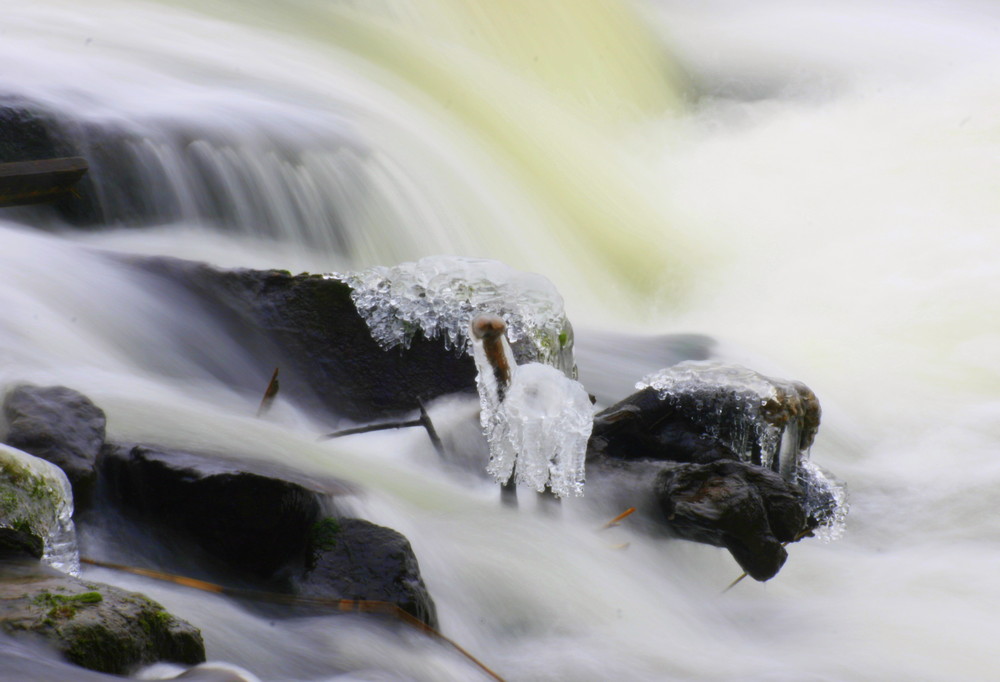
[2,0,1000,680]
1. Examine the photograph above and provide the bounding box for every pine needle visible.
[600,506,636,530]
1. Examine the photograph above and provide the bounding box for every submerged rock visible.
[3,384,107,509]
[0,560,205,675]
[293,518,438,629]
[0,99,99,223]
[0,443,79,575]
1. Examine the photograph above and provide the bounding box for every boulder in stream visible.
[0,559,205,675]
[587,361,845,580]
[3,384,107,509]
[97,445,330,579]
[294,517,439,629]
[654,460,806,581]
[120,254,577,423]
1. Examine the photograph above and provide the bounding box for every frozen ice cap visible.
[338,256,577,377]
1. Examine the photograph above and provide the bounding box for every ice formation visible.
[637,361,846,536]
[338,255,577,377]
[637,361,818,476]
[471,315,593,498]
[0,443,80,575]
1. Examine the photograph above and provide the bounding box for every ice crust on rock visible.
[471,328,593,498]
[798,461,849,542]
[0,443,80,575]
[338,256,577,377]
[637,361,846,536]
[637,361,812,474]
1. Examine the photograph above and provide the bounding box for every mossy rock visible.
[0,443,76,566]
[0,562,205,675]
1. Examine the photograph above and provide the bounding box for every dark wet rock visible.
[0,99,100,223]
[589,387,739,466]
[654,460,806,581]
[3,384,106,509]
[293,518,438,629]
[97,445,328,578]
[0,101,74,164]
[0,559,205,675]
[0,526,45,561]
[119,255,478,422]
[586,362,833,581]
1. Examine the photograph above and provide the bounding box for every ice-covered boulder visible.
[633,361,846,536]
[0,443,79,575]
[586,361,847,579]
[343,255,577,378]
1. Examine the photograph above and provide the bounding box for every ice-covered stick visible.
[470,313,519,504]
[470,314,514,401]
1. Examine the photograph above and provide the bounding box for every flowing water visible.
[2,0,999,679]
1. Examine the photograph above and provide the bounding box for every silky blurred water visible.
[1,0,999,679]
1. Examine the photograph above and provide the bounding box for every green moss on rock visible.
[0,569,205,675]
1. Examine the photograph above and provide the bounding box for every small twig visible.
[80,557,505,682]
[256,367,280,417]
[600,507,636,530]
[722,572,749,593]
[317,419,424,440]
[318,401,447,459]
[417,399,445,458]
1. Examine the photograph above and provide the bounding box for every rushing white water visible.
[2,0,999,680]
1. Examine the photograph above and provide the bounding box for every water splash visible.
[340,255,577,376]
